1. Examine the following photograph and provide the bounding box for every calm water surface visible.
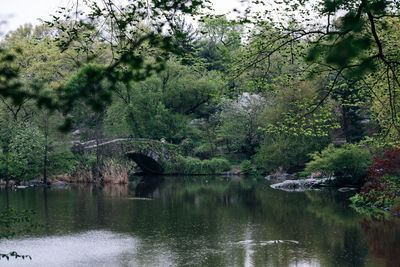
[0,176,399,267]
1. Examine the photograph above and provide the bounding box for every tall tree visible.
[242,0,400,138]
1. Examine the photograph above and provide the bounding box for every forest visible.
[1,1,400,260]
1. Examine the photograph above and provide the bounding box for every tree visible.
[330,77,370,142]
[170,17,200,61]
[37,0,211,128]
[245,0,400,139]
[197,15,243,71]
[105,59,222,142]
[6,124,44,182]
[252,80,335,172]
[0,25,87,185]
[217,93,266,157]
[62,64,115,182]
[0,1,212,132]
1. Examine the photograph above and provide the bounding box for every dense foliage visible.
[2,1,400,265]
[164,156,230,175]
[306,144,372,185]
[0,0,399,218]
[351,148,400,209]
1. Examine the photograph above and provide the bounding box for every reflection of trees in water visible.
[135,176,164,198]
[155,177,262,208]
[251,188,369,267]
[361,218,400,266]
[73,183,130,197]
[302,191,369,267]
[2,179,397,266]
[305,190,363,227]
[156,178,370,266]
[102,183,129,197]
[305,190,400,266]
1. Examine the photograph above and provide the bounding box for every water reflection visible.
[361,217,400,266]
[0,176,399,266]
[135,176,164,198]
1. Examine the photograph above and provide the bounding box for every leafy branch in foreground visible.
[1,251,31,261]
[1,1,211,131]
[47,0,210,119]
[237,0,400,138]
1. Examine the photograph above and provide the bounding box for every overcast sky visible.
[0,0,249,34]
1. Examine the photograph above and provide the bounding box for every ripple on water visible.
[0,230,140,267]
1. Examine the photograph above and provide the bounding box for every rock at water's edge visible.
[338,187,357,193]
[265,173,296,181]
[51,181,69,187]
[270,177,335,192]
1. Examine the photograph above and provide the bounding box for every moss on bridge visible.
[124,141,230,175]
[123,140,182,160]
[75,138,230,175]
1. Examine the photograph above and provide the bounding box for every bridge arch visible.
[126,152,164,174]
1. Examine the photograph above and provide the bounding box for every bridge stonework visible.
[72,138,182,174]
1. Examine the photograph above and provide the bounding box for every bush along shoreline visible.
[0,153,235,188]
[163,156,231,175]
[260,143,400,217]
[305,144,372,187]
[350,148,400,217]
[0,155,132,188]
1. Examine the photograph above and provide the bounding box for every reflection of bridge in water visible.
[72,138,181,174]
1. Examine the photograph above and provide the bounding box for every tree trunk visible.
[5,151,9,188]
[43,120,48,185]
[94,113,104,184]
[43,138,48,184]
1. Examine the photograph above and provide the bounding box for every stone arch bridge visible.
[71,138,181,174]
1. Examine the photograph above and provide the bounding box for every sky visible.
[0,0,249,34]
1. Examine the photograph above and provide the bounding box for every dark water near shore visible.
[0,176,400,266]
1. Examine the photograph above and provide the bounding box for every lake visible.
[1,176,399,266]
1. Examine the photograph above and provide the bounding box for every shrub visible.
[359,175,399,207]
[240,160,252,176]
[349,194,391,218]
[6,124,44,182]
[305,144,372,185]
[254,135,330,173]
[194,143,215,159]
[165,156,230,175]
[180,138,195,156]
[0,153,6,179]
[47,150,79,175]
[391,199,400,215]
[67,155,96,183]
[101,159,129,184]
[354,148,400,208]
[298,170,312,179]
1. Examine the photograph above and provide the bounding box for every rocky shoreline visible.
[266,172,358,193]
[0,179,70,188]
[269,177,336,192]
